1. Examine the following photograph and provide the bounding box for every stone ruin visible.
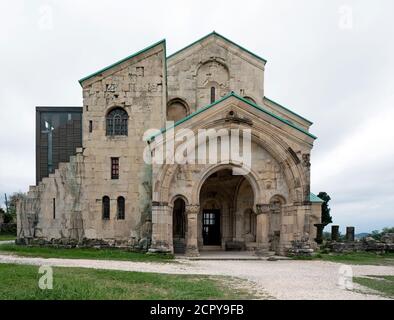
[325,226,394,253]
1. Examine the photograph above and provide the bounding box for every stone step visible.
[173,239,186,254]
[201,246,222,251]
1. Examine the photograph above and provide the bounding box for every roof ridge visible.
[78,39,166,86]
[167,31,267,63]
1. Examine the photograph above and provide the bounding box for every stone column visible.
[234,209,244,243]
[314,223,325,244]
[255,204,270,256]
[149,202,172,253]
[346,227,355,242]
[186,205,200,257]
[331,225,339,242]
[278,205,296,255]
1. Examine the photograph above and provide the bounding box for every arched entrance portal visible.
[199,169,256,251]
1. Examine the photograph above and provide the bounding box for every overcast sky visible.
[0,0,393,233]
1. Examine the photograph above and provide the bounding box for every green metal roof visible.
[264,97,313,125]
[149,92,317,141]
[78,39,166,86]
[167,31,267,64]
[310,193,324,203]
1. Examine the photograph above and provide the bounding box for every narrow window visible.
[89,120,93,133]
[53,198,56,219]
[111,157,119,179]
[102,196,110,220]
[210,87,216,103]
[117,196,125,220]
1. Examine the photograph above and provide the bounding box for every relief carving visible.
[260,160,280,190]
[302,154,311,168]
[186,205,200,215]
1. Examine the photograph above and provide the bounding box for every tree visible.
[2,192,23,224]
[371,227,394,241]
[318,192,333,226]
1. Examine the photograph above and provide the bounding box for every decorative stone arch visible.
[243,96,257,104]
[167,98,190,122]
[195,59,230,107]
[194,58,231,80]
[269,194,287,205]
[153,121,308,206]
[104,105,129,117]
[192,163,262,208]
[169,194,190,207]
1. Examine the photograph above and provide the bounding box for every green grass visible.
[0,234,16,241]
[0,244,174,262]
[318,252,394,266]
[293,252,394,266]
[354,276,394,299]
[0,263,256,300]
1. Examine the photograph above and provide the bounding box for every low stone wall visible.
[15,237,152,252]
[326,236,394,253]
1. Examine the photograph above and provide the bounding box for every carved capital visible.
[186,205,200,215]
[256,204,270,215]
[269,203,281,212]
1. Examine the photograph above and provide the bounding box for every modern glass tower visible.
[36,107,83,185]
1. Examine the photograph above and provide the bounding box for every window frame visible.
[106,108,128,136]
[102,196,110,220]
[210,86,216,104]
[111,157,119,180]
[117,196,125,220]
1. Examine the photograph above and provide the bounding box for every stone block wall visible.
[167,34,265,113]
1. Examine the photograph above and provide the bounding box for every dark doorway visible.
[203,210,221,245]
[173,198,186,254]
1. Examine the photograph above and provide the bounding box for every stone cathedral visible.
[17,32,323,256]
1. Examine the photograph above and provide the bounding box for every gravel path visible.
[0,254,393,300]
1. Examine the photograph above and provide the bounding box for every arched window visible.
[106,108,128,136]
[210,87,216,104]
[117,196,125,220]
[102,196,110,220]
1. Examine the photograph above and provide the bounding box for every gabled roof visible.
[264,97,313,125]
[78,39,166,86]
[150,92,316,140]
[167,31,267,64]
[78,32,267,87]
[310,193,324,203]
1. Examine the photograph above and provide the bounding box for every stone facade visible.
[17,32,322,256]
